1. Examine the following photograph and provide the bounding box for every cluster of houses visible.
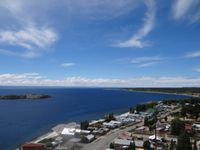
[19,100,200,150]
[19,111,144,150]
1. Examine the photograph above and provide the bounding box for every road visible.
[81,108,181,150]
[81,121,143,150]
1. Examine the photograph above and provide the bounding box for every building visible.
[85,134,95,142]
[113,138,133,150]
[193,123,200,131]
[21,143,47,150]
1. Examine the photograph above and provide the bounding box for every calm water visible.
[0,87,190,150]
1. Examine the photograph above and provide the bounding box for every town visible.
[18,97,200,150]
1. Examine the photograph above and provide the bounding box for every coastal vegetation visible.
[129,101,157,113]
[104,113,116,122]
[80,120,89,130]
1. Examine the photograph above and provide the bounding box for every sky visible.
[0,0,200,87]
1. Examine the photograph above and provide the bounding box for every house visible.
[103,122,117,128]
[85,134,95,142]
[61,128,90,138]
[92,128,105,135]
[118,132,132,140]
[193,123,200,131]
[61,128,76,136]
[149,135,162,142]
[21,143,47,150]
[113,138,133,150]
[134,140,144,149]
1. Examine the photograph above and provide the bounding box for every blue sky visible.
[0,0,200,87]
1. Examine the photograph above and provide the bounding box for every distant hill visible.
[124,87,200,97]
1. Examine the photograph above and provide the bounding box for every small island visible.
[0,94,51,100]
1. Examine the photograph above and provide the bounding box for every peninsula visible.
[0,94,51,100]
[124,87,200,98]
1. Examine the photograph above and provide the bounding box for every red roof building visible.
[21,143,46,150]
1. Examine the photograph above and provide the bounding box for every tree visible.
[170,139,176,150]
[171,118,185,135]
[144,117,149,126]
[181,105,187,117]
[105,113,115,122]
[110,142,114,149]
[164,116,168,122]
[129,107,135,113]
[128,142,135,150]
[177,131,192,150]
[80,120,89,130]
[143,140,151,150]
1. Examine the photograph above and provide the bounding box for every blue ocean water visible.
[0,87,191,150]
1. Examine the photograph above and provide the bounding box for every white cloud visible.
[0,25,58,58]
[185,51,200,58]
[0,0,139,22]
[172,0,200,22]
[116,0,156,48]
[0,73,200,87]
[61,63,75,68]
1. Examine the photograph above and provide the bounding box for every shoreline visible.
[124,89,199,98]
[14,91,196,150]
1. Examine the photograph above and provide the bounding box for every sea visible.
[0,87,191,150]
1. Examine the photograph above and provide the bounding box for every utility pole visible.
[155,122,157,150]
[154,114,158,150]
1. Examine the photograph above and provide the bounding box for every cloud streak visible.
[172,0,198,19]
[116,0,156,48]
[185,50,200,58]
[61,63,75,68]
[172,0,200,23]
[0,73,199,87]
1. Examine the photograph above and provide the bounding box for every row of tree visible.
[129,101,158,113]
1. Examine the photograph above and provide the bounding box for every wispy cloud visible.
[172,0,200,23]
[115,0,156,48]
[172,0,198,19]
[136,62,158,68]
[131,56,163,63]
[185,50,200,58]
[61,63,75,68]
[129,56,163,68]
[0,73,200,87]
[0,25,58,58]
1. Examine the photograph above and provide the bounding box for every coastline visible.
[10,89,194,150]
[15,96,186,150]
[124,89,199,98]
[16,94,184,150]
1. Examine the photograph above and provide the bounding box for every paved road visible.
[81,108,181,150]
[81,121,143,150]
